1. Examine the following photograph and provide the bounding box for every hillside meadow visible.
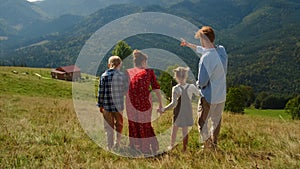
[0,67,299,168]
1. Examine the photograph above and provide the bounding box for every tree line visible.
[113,41,300,120]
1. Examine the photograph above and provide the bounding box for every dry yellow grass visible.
[1,94,299,168]
[1,67,299,168]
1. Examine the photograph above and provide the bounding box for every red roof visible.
[51,69,65,74]
[56,65,80,73]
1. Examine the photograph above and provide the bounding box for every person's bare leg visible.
[115,112,123,148]
[182,127,188,152]
[169,125,178,150]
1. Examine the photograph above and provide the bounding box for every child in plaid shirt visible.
[97,56,128,150]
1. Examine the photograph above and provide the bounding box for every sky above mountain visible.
[27,0,43,2]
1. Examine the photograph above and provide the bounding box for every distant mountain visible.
[0,0,84,49]
[0,0,299,96]
[221,0,300,95]
[33,0,182,17]
[33,0,125,17]
[0,0,48,36]
[0,0,182,46]
[0,0,48,24]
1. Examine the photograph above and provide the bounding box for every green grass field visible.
[0,66,72,98]
[245,108,290,120]
[1,67,299,168]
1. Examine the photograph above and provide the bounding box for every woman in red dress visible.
[126,50,163,155]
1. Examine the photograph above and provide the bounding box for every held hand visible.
[157,108,164,114]
[159,104,163,113]
[100,107,104,114]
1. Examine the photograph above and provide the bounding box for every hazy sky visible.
[27,0,44,2]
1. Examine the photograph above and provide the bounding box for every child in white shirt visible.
[159,67,200,152]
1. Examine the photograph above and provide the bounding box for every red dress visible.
[126,68,160,154]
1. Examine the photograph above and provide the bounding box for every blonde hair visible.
[195,26,215,43]
[133,49,148,67]
[108,56,122,68]
[173,67,189,83]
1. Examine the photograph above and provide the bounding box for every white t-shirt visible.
[196,45,228,104]
[163,83,200,111]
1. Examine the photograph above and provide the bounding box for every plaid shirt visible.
[97,69,128,112]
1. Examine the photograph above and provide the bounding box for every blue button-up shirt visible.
[196,45,228,104]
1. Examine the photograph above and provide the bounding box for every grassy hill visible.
[0,66,299,168]
[0,66,72,98]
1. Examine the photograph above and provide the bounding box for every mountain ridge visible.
[0,0,299,96]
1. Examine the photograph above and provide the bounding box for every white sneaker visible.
[167,146,173,151]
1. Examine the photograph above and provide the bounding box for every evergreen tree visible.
[112,41,133,60]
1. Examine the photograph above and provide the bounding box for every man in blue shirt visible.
[181,26,228,149]
[98,56,129,150]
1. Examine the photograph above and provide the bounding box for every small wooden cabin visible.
[51,65,81,81]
